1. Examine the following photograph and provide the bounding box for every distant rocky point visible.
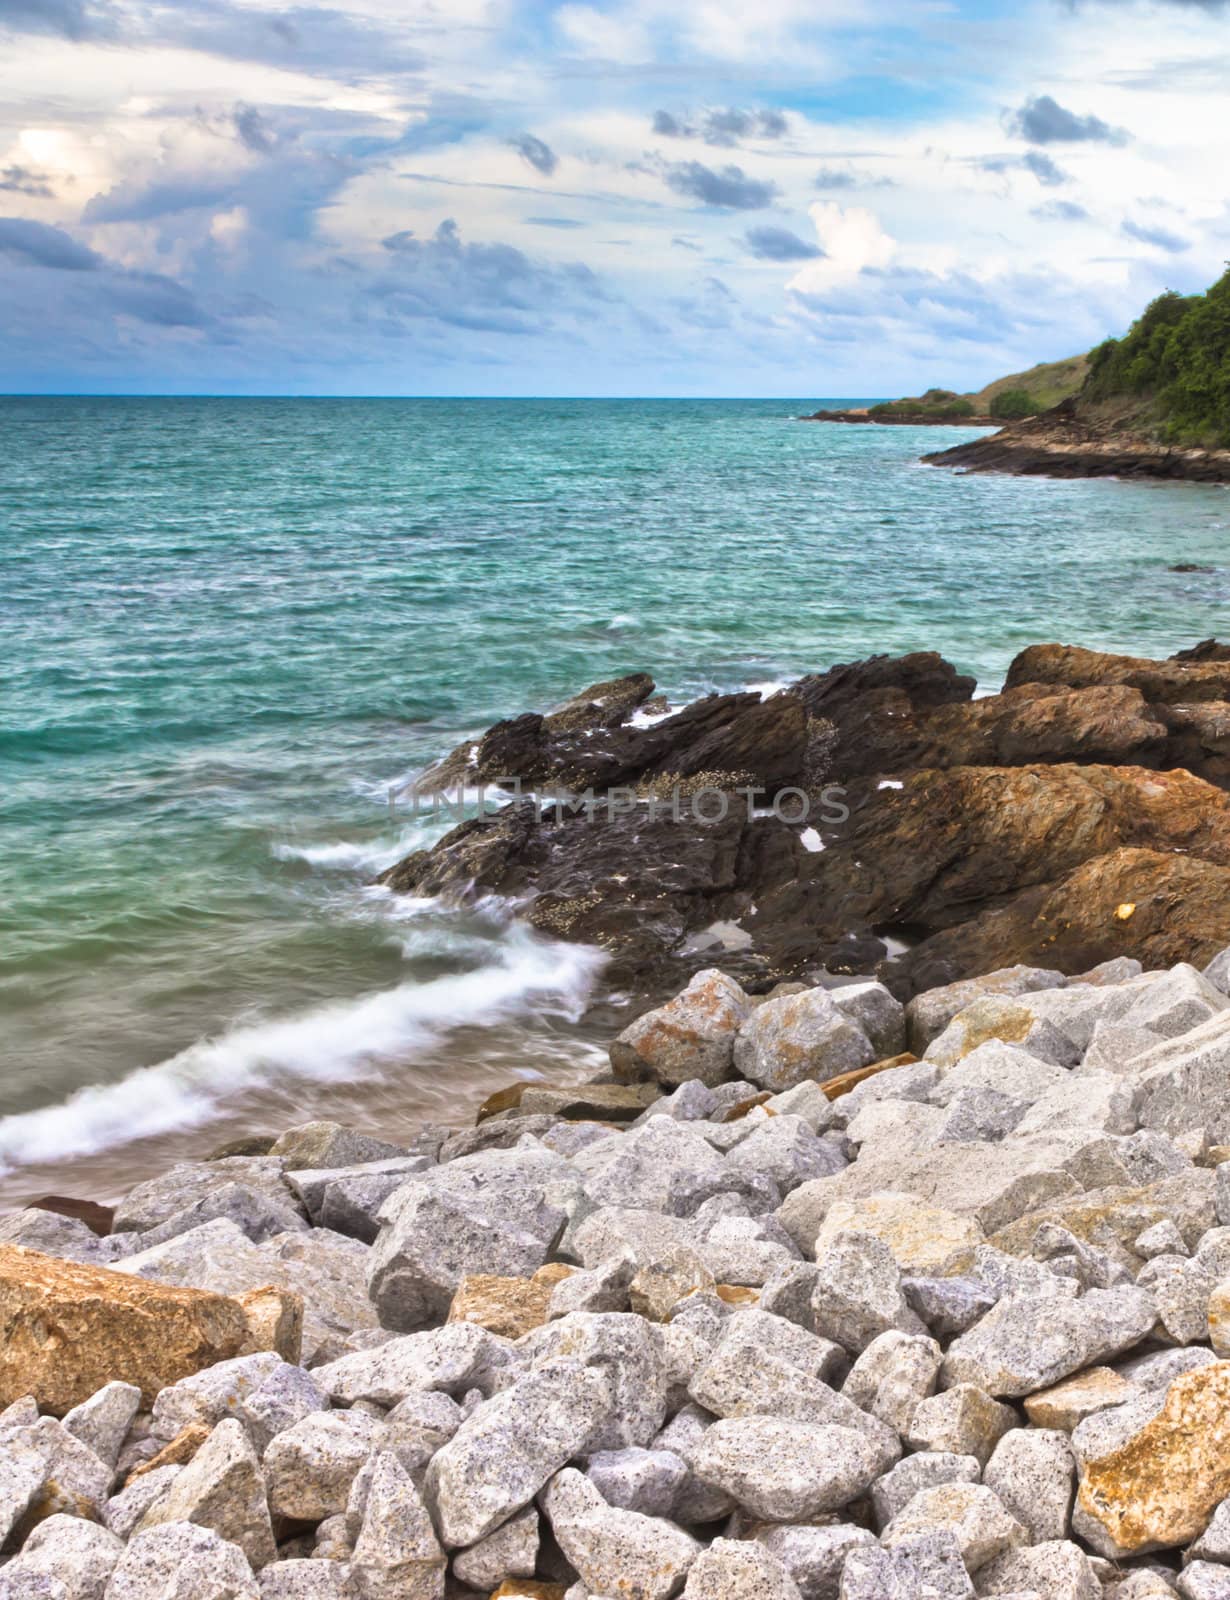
[802,353,1089,428]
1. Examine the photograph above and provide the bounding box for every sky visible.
[0,0,1227,394]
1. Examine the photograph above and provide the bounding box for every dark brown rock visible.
[1004,643,1230,704]
[787,762,1230,941]
[29,1196,114,1237]
[896,846,1230,994]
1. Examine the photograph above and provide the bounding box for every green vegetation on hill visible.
[857,356,1089,424]
[970,353,1090,417]
[867,389,977,422]
[1083,268,1230,447]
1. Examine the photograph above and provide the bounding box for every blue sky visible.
[0,0,1227,395]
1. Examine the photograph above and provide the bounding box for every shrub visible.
[990,388,1037,421]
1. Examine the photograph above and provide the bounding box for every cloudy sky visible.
[1,0,1227,394]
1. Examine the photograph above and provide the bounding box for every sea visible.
[3,395,1228,1202]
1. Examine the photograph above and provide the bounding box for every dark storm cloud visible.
[1007,94,1127,145]
[652,108,788,146]
[744,224,822,261]
[0,216,101,269]
[510,134,558,176]
[664,161,778,210]
[1122,217,1190,252]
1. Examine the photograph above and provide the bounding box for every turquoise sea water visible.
[3,396,1229,1200]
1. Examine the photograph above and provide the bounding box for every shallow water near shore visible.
[3,395,1229,1202]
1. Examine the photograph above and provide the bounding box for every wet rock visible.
[610,971,752,1088]
[689,1416,879,1521]
[136,1418,275,1569]
[425,1359,614,1547]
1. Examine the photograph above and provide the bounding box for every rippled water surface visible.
[3,396,1228,1199]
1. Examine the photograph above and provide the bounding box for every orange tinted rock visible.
[447,1268,572,1340]
[1075,1360,1230,1554]
[476,1084,528,1123]
[128,1423,211,1481]
[820,1053,918,1101]
[489,1583,567,1599]
[235,1286,302,1364]
[0,1244,256,1413]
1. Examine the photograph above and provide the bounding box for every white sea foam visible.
[0,925,606,1176]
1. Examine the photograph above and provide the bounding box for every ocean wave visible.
[271,822,441,876]
[0,925,606,1176]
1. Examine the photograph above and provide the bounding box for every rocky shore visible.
[11,638,1230,1598]
[802,409,996,427]
[376,639,1230,1011]
[8,950,1230,1597]
[923,402,1230,483]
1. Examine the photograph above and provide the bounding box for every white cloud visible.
[787,200,896,294]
